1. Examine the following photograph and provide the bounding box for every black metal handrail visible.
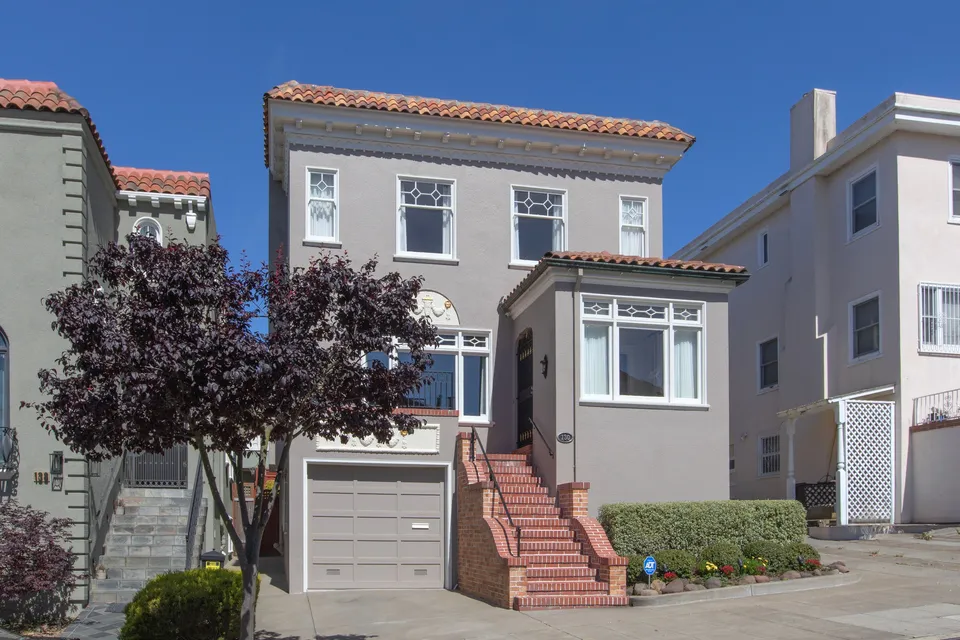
[529,418,554,459]
[184,459,204,569]
[468,426,520,557]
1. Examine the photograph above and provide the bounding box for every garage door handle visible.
[412,523,430,530]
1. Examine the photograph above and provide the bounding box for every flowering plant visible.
[802,558,821,571]
[742,557,767,576]
[696,561,719,577]
[663,571,678,581]
[720,564,735,576]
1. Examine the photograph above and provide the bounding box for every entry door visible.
[516,330,534,449]
[306,464,444,589]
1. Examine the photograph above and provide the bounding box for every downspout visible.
[572,268,583,482]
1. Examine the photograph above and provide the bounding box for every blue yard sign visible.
[643,555,657,576]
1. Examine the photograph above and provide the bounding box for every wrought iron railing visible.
[400,371,455,410]
[184,459,205,569]
[468,426,520,557]
[123,444,188,488]
[529,418,554,458]
[913,387,960,426]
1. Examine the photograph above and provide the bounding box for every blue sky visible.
[5,1,960,267]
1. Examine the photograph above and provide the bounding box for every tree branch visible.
[195,437,244,557]
[229,451,252,531]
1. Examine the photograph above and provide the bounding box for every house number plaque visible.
[557,432,574,444]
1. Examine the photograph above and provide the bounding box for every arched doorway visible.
[516,329,533,449]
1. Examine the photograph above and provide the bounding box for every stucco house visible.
[675,88,960,527]
[264,82,748,607]
[0,79,222,605]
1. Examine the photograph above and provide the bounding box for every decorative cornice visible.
[117,190,207,212]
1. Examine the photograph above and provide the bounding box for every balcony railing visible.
[913,387,960,426]
[400,371,455,410]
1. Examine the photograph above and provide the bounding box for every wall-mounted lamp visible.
[540,354,549,378]
[50,451,64,491]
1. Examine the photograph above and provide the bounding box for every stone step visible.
[513,594,629,611]
[521,553,590,567]
[106,534,186,546]
[520,541,582,554]
[90,589,141,604]
[526,580,609,593]
[110,524,188,536]
[104,544,188,558]
[112,514,189,526]
[120,488,189,498]
[99,555,187,570]
[526,566,599,579]
[120,505,191,516]
[119,496,192,507]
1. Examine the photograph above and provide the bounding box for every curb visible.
[629,572,860,607]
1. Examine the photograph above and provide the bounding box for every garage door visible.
[306,464,445,589]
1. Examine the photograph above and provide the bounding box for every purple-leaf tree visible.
[26,236,436,640]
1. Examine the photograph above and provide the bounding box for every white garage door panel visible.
[307,464,444,589]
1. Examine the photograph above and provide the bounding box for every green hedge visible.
[598,500,807,556]
[698,542,742,568]
[743,540,795,575]
[120,569,260,640]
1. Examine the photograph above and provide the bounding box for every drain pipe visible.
[572,268,583,482]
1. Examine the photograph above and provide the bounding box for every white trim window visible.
[758,434,780,477]
[758,337,779,391]
[951,161,960,222]
[580,295,704,404]
[919,283,960,354]
[512,187,565,264]
[850,293,881,361]
[619,197,646,256]
[757,229,769,267]
[398,178,455,259]
[367,330,491,423]
[306,168,338,242]
[849,169,878,238]
[133,217,162,244]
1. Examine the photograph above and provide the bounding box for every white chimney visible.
[790,89,836,170]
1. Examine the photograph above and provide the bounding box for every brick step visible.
[110,524,188,536]
[521,554,590,566]
[496,505,560,516]
[489,464,535,475]
[499,484,549,495]
[513,594,630,611]
[520,541,582,554]
[513,445,532,455]
[106,534,185,546]
[518,529,575,540]
[526,566,599,579]
[112,514,189,526]
[526,580,609,593]
[100,555,187,570]
[500,495,556,506]
[512,517,572,529]
[482,453,530,462]
[495,474,540,485]
[90,589,140,604]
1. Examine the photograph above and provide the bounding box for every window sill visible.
[848,351,882,367]
[393,407,459,417]
[302,239,342,249]
[758,473,781,479]
[393,253,459,266]
[508,261,537,271]
[757,385,779,396]
[459,420,493,428]
[578,399,710,411]
[948,217,960,226]
[918,347,960,357]
[846,223,881,245]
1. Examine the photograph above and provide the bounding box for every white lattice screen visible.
[844,400,895,523]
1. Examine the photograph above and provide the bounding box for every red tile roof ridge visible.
[113,166,212,198]
[544,251,748,273]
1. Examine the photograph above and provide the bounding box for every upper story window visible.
[307,169,338,242]
[920,283,960,354]
[758,337,779,391]
[757,230,769,267]
[397,178,455,260]
[134,218,162,244]
[619,197,647,256]
[580,296,704,404]
[950,162,960,222]
[849,169,878,238]
[850,293,881,361]
[512,187,565,264]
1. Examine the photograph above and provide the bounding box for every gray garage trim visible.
[301,458,453,592]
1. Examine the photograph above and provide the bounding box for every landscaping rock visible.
[639,589,659,597]
[830,563,850,573]
[651,579,666,593]
[813,569,822,577]
[739,575,756,585]
[685,583,706,592]
[662,579,686,594]
[800,571,813,578]
[781,571,802,581]
[705,577,723,589]
[626,584,635,595]
[825,568,839,576]
[754,575,771,583]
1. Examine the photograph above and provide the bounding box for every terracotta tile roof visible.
[500,251,748,312]
[0,78,111,173]
[263,81,695,166]
[113,166,211,198]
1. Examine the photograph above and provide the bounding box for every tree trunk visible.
[239,530,261,640]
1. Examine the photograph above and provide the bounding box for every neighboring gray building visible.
[264,81,748,594]
[675,88,960,526]
[0,79,220,605]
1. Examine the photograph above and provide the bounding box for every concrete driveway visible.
[256,535,960,640]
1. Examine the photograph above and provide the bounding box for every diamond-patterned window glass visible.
[759,435,780,476]
[435,333,458,348]
[672,306,701,323]
[620,198,646,256]
[308,170,337,239]
[399,179,454,256]
[582,299,612,317]
[616,302,667,321]
[513,188,565,262]
[462,334,488,349]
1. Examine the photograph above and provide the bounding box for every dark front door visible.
[516,330,533,449]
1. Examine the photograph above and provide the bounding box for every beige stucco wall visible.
[909,425,960,523]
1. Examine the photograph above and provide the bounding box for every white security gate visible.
[843,400,895,524]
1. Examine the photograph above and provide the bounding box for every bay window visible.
[581,296,704,404]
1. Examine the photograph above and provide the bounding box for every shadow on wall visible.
[488,314,515,455]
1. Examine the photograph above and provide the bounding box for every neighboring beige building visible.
[675,88,960,525]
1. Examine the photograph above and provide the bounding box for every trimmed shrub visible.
[742,540,793,575]
[698,541,742,569]
[598,500,806,556]
[785,542,820,563]
[652,549,696,579]
[120,568,260,640]
[626,556,646,585]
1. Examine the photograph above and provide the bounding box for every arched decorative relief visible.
[413,290,459,326]
[316,424,440,454]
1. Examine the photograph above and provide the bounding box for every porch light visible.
[0,428,13,466]
[50,451,64,492]
[540,354,549,378]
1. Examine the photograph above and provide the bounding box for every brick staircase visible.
[456,435,628,611]
[91,488,191,603]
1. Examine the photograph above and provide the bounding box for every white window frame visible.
[918,282,960,355]
[395,175,457,263]
[578,294,706,406]
[757,229,769,268]
[371,329,492,424]
[510,185,567,267]
[849,291,882,364]
[618,195,648,256]
[304,166,339,245]
[133,217,162,245]
[847,165,879,241]
[949,158,960,224]
[758,433,781,478]
[757,335,779,393]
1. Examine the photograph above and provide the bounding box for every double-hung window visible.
[758,434,780,477]
[951,162,960,222]
[758,337,779,390]
[850,294,881,361]
[580,296,704,404]
[306,169,338,242]
[366,330,490,422]
[512,187,565,264]
[619,197,646,256]
[0,329,7,446]
[919,283,960,354]
[397,178,455,259]
[849,169,878,238]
